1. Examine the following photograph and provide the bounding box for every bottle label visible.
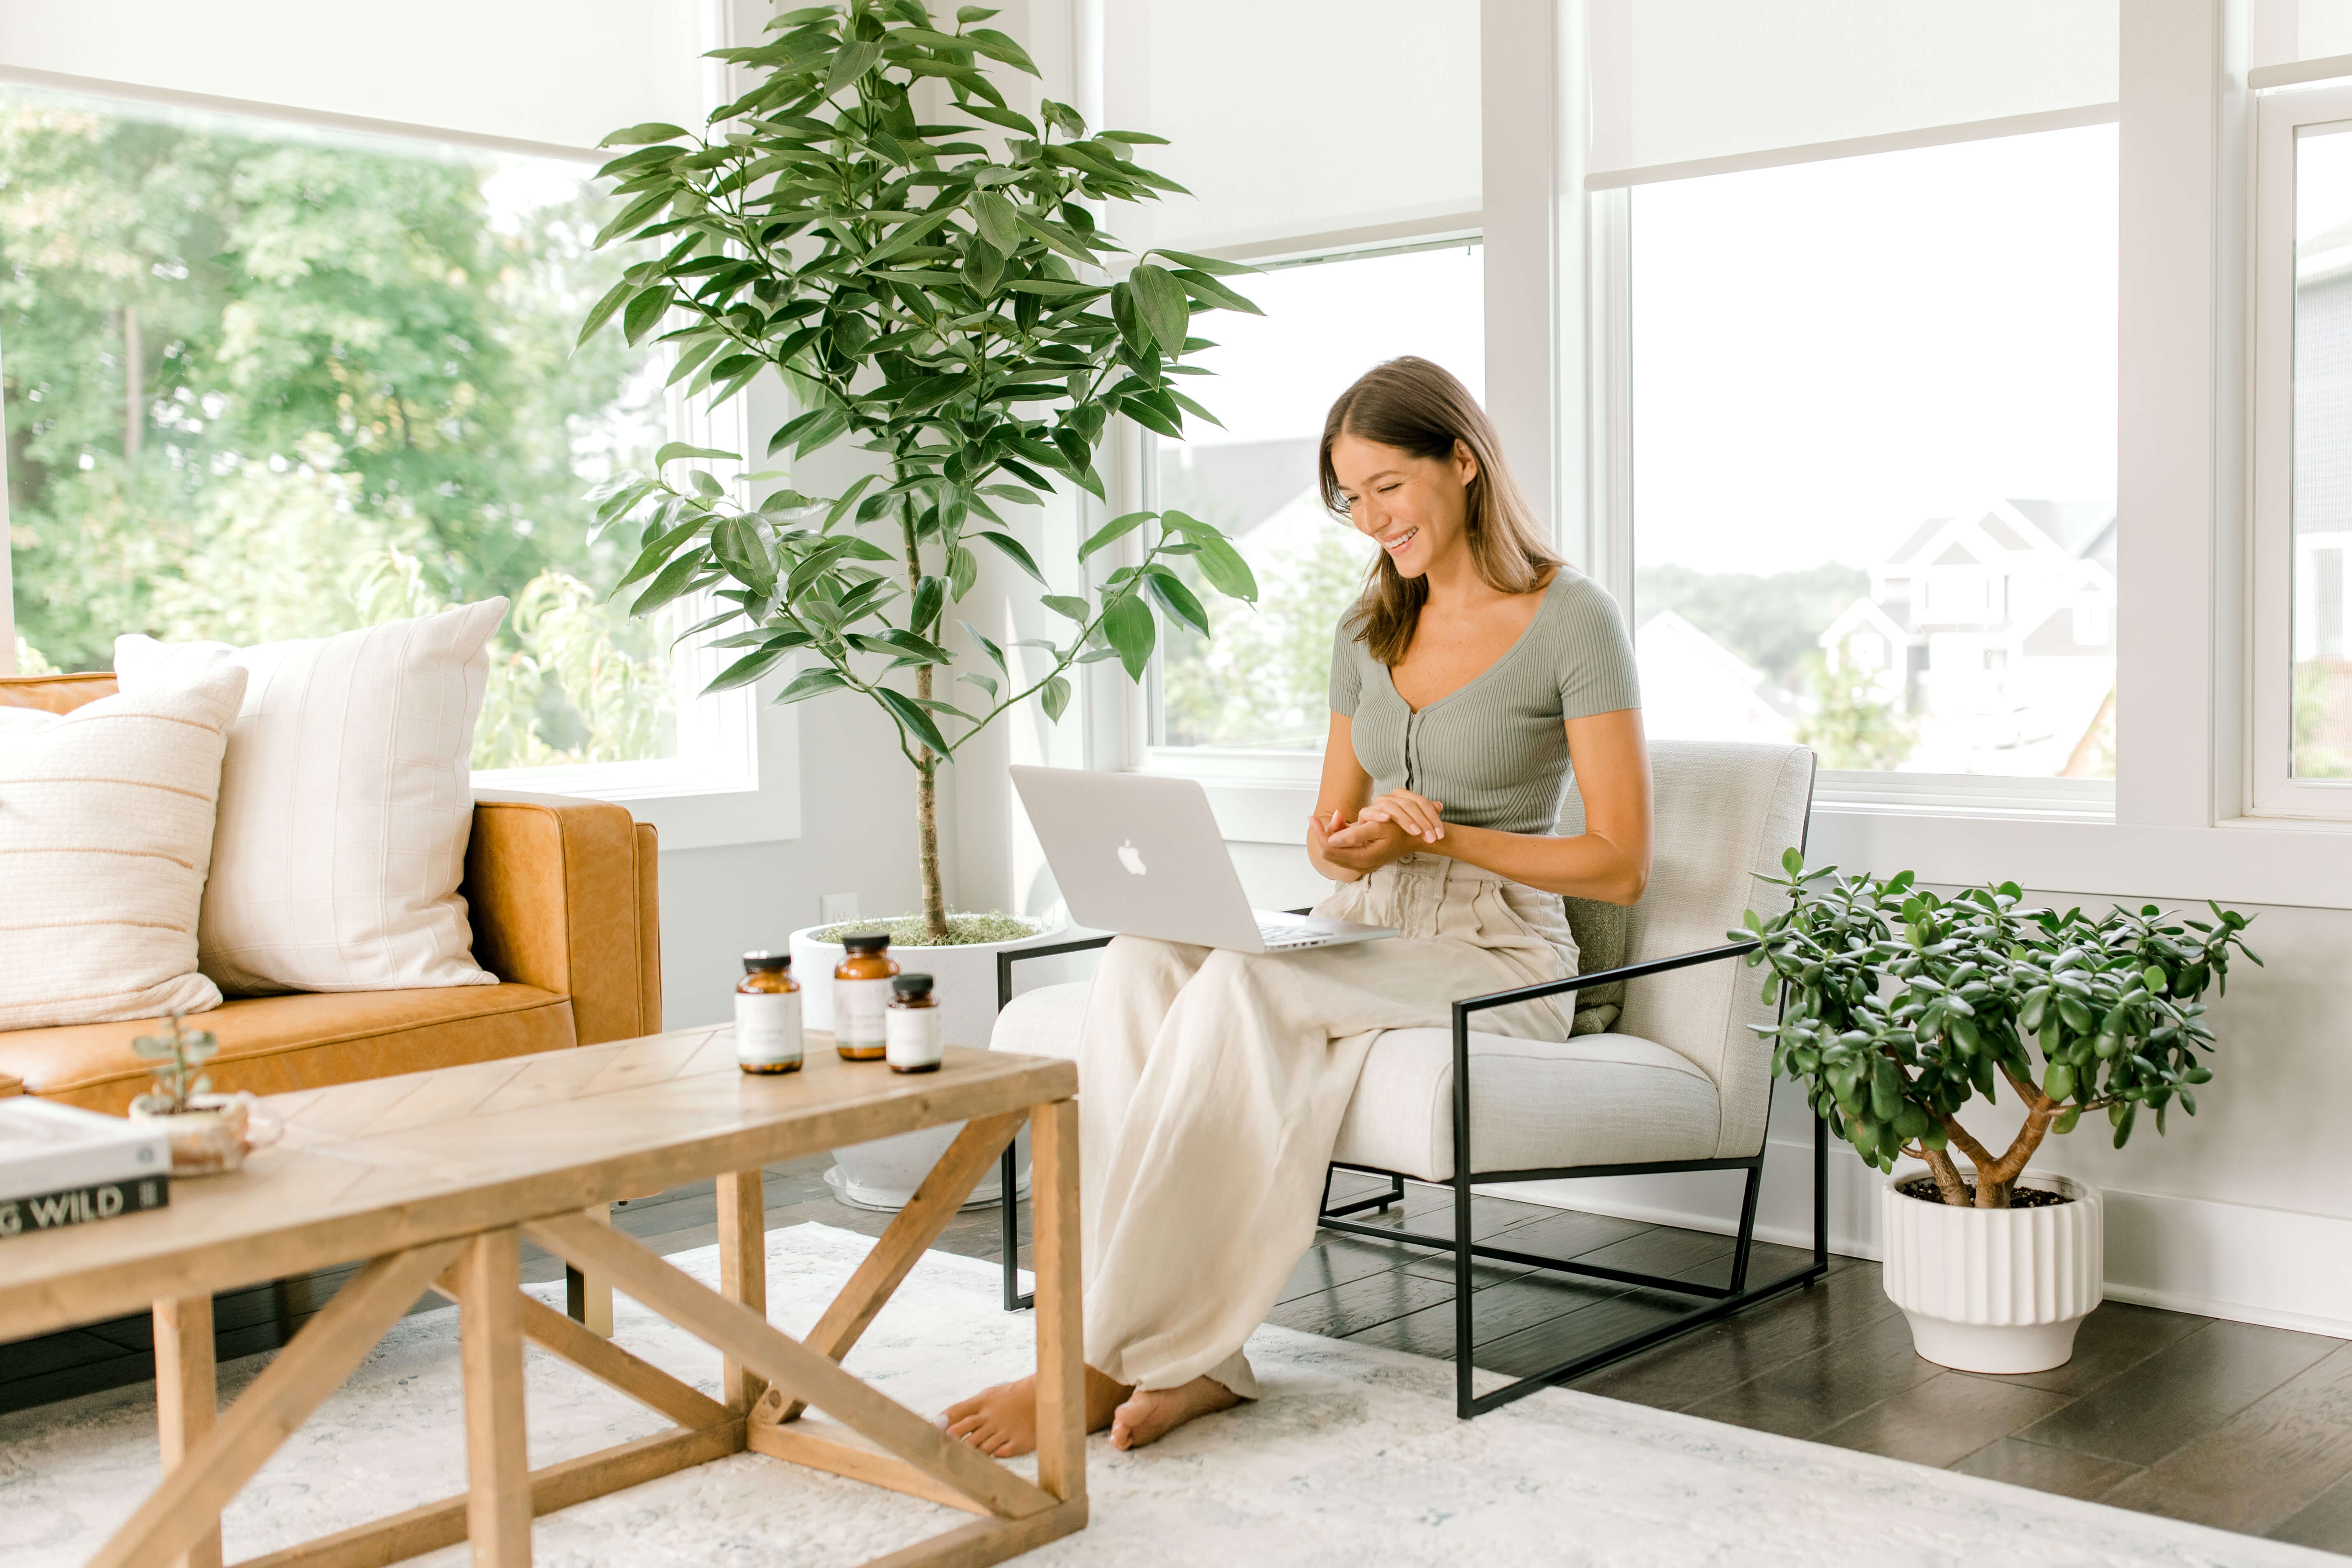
[886,1006,943,1070]
[835,977,893,1048]
[735,991,803,1068]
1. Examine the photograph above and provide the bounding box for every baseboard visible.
[1482,1145,2352,1341]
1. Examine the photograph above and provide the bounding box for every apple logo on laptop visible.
[1118,839,1148,876]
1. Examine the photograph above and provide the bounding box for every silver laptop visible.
[1011,767,1397,953]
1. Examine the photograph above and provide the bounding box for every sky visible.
[1631,123,2120,577]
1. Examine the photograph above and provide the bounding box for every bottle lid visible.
[742,950,790,972]
[842,932,892,953]
[892,973,934,998]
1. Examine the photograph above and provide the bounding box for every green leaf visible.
[963,26,1040,76]
[1185,530,1257,603]
[622,284,675,345]
[775,666,850,706]
[578,279,635,346]
[957,670,999,701]
[600,122,691,148]
[656,441,741,466]
[704,645,793,694]
[1101,591,1156,681]
[1040,674,1071,722]
[824,39,884,96]
[974,529,1045,583]
[632,551,711,616]
[910,574,948,634]
[1147,247,1258,278]
[1078,509,1154,561]
[1169,268,1261,316]
[1129,263,1190,355]
[946,543,979,599]
[957,618,1009,673]
[1143,567,1211,637]
[970,190,1023,253]
[1040,594,1089,621]
[877,686,954,755]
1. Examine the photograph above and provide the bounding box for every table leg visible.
[1030,1098,1085,1506]
[716,1167,767,1412]
[153,1294,222,1568]
[563,1202,616,1338]
[459,1228,532,1567]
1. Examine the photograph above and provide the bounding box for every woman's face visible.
[1329,432,1478,581]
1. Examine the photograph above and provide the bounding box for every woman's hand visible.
[1354,788,1447,845]
[1313,807,1418,876]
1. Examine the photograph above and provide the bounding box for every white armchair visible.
[989,739,1824,1417]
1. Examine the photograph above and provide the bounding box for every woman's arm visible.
[1305,711,1392,883]
[1357,708,1654,902]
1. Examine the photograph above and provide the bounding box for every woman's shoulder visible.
[1535,567,1629,631]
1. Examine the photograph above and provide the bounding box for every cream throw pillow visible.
[114,600,507,995]
[0,664,247,1029]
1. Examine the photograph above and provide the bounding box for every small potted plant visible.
[126,1014,271,1175]
[1741,853,2259,1373]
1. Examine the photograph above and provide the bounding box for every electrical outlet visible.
[820,892,859,923]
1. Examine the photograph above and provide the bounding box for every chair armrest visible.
[0,1072,21,1097]
[997,932,1116,1010]
[465,792,662,1046]
[1450,939,1760,1025]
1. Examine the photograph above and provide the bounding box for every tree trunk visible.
[1922,1147,1973,1208]
[123,304,143,462]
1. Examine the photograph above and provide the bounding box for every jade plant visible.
[579,0,1262,943]
[1738,852,2260,1208]
[130,1013,219,1116]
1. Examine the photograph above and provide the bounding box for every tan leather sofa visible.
[0,672,661,1113]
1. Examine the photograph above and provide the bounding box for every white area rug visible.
[0,1222,2330,1568]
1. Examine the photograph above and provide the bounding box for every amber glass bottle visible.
[885,973,942,1074]
[734,952,802,1074]
[833,933,897,1061]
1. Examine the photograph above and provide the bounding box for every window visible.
[0,84,689,772]
[1146,244,1484,756]
[1625,125,2119,781]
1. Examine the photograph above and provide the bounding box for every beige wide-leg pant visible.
[1077,853,1579,1398]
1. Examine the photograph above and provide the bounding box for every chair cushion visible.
[989,981,1722,1182]
[0,983,574,1113]
[1329,1028,1720,1181]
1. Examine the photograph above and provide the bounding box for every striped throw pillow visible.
[0,664,247,1029]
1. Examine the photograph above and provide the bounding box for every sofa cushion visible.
[987,980,1722,1182]
[0,663,247,1030]
[0,983,574,1113]
[115,600,507,996]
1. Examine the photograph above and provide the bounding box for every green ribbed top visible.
[1328,570,1641,836]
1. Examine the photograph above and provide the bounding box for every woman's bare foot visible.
[943,1366,1130,1457]
[1108,1375,1243,1450]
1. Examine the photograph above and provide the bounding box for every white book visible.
[0,1099,172,1200]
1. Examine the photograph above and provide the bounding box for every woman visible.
[946,356,1650,1454]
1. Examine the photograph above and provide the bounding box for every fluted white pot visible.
[1880,1169,2103,1374]
[789,917,1065,1211]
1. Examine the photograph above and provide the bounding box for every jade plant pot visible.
[1880,1168,2104,1374]
[788,916,1067,1211]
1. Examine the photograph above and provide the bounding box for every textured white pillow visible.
[114,600,508,996]
[0,664,247,1029]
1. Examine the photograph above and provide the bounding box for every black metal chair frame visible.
[992,932,1827,1421]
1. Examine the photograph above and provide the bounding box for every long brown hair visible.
[1321,356,1559,665]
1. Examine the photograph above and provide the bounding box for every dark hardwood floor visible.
[6,1157,2348,1554]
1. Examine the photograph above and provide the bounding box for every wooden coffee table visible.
[0,1028,1084,1568]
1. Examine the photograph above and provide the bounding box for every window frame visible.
[1136,233,1486,780]
[1591,119,2123,817]
[0,63,794,841]
[2249,78,2352,819]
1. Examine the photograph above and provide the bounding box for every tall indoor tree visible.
[580,0,1262,941]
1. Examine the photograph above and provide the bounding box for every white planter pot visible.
[789,916,1067,1211]
[1880,1168,2103,1374]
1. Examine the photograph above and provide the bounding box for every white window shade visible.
[1588,0,2117,187]
[1101,0,1480,257]
[0,0,704,152]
